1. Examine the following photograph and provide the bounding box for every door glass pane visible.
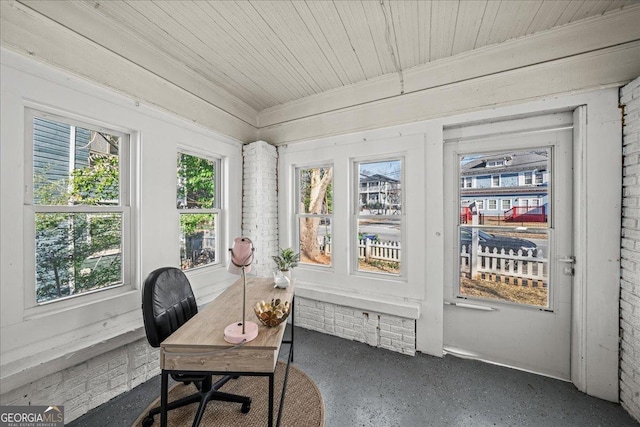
[458,149,550,307]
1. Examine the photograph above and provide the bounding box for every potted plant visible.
[272,247,299,285]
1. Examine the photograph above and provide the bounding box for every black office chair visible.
[141,267,251,427]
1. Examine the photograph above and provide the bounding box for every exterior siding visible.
[74,127,91,166]
[32,118,91,200]
[476,176,491,188]
[33,118,71,184]
[501,173,518,187]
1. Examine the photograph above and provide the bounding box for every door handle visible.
[558,256,576,276]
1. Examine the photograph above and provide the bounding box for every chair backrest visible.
[142,267,198,348]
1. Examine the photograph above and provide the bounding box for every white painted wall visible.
[276,88,623,402]
[0,49,244,403]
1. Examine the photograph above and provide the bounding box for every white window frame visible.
[295,164,334,269]
[461,177,473,188]
[488,199,497,210]
[476,199,485,210]
[491,175,500,187]
[176,149,222,271]
[535,172,544,185]
[23,108,134,312]
[501,199,512,210]
[353,157,405,278]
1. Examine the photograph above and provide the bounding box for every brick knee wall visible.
[294,297,416,356]
[620,76,640,423]
[0,338,159,423]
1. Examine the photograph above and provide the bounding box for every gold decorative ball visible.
[254,299,290,327]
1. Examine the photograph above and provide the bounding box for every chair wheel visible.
[142,415,154,427]
[241,400,251,414]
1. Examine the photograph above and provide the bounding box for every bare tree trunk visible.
[300,168,332,262]
[301,217,321,260]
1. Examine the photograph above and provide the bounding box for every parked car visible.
[460,228,537,256]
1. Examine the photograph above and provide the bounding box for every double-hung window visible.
[524,171,533,185]
[177,152,221,270]
[355,159,403,276]
[26,109,131,304]
[296,166,333,267]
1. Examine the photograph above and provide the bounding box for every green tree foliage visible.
[177,154,215,236]
[70,154,119,204]
[177,153,216,269]
[35,152,121,302]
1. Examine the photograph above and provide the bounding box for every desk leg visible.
[291,297,295,363]
[268,373,274,427]
[160,370,168,427]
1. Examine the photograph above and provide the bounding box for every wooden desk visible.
[159,277,295,427]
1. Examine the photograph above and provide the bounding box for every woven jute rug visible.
[132,362,324,427]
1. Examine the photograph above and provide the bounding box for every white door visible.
[443,116,573,380]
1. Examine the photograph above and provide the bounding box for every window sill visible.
[294,280,420,319]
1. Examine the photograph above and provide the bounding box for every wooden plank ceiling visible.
[18,0,639,114]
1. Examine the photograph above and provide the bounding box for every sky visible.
[359,160,401,179]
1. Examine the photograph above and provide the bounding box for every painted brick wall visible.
[294,297,416,356]
[0,338,159,423]
[620,76,640,423]
[242,141,278,277]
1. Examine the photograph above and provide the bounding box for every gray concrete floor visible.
[69,326,639,427]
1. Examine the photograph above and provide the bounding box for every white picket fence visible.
[460,245,548,286]
[322,239,402,263]
[324,239,546,286]
[359,239,401,262]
